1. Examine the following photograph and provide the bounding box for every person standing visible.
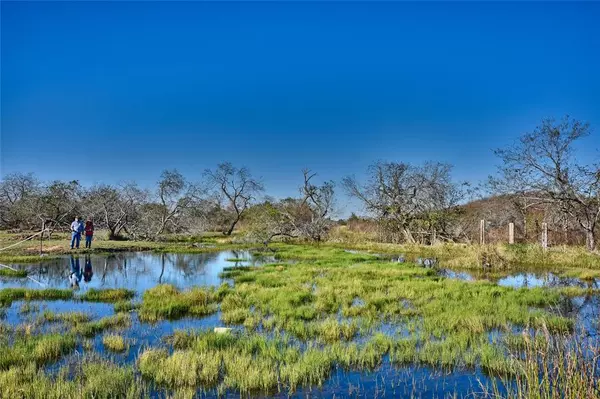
[84,218,94,248]
[70,216,84,249]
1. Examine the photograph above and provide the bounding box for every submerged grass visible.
[72,313,131,337]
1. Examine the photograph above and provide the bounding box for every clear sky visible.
[1,1,599,216]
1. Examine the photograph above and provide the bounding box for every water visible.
[439,268,600,289]
[497,272,599,289]
[0,250,271,292]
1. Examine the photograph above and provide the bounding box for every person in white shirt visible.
[70,217,84,249]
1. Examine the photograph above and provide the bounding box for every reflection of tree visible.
[159,253,165,284]
[554,283,599,338]
[165,252,220,280]
[12,251,255,289]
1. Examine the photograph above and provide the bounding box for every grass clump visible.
[0,268,27,278]
[72,313,131,337]
[19,301,39,314]
[78,288,135,303]
[0,333,76,369]
[42,310,92,325]
[0,288,73,306]
[139,284,218,322]
[0,360,144,399]
[113,300,139,313]
[225,257,248,262]
[102,334,128,352]
[138,349,220,388]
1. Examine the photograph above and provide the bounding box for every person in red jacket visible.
[84,219,94,249]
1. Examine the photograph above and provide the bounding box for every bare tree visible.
[492,116,599,251]
[343,161,464,244]
[83,183,146,239]
[36,180,83,235]
[153,169,197,237]
[243,200,299,246]
[0,172,41,229]
[297,170,336,241]
[205,162,264,235]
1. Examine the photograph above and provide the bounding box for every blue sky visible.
[1,1,599,216]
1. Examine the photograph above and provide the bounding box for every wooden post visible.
[541,222,548,250]
[479,219,485,245]
[40,221,44,255]
[508,223,514,245]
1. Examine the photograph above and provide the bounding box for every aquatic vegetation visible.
[0,243,597,397]
[72,313,131,337]
[102,334,128,352]
[139,349,221,388]
[0,333,76,369]
[113,300,139,313]
[0,360,144,398]
[0,268,27,277]
[486,331,600,399]
[0,288,72,306]
[78,288,135,303]
[139,284,219,322]
[225,257,248,262]
[19,301,39,314]
[42,310,92,324]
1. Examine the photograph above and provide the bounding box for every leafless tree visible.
[0,172,41,229]
[153,169,198,237]
[343,161,465,243]
[83,183,146,239]
[492,116,599,251]
[205,162,264,235]
[296,170,336,241]
[36,180,83,235]
[243,200,299,246]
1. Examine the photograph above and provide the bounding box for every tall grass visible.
[502,329,600,399]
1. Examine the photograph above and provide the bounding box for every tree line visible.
[1,116,598,250]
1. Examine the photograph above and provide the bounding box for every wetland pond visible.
[1,250,599,398]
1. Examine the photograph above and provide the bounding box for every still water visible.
[1,250,269,292]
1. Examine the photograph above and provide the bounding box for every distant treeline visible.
[1,116,598,250]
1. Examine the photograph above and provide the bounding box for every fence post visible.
[541,222,548,250]
[479,219,485,245]
[508,223,514,245]
[40,221,44,255]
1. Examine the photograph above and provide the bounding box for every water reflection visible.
[83,255,93,283]
[68,255,82,288]
[1,251,269,293]
[497,272,599,289]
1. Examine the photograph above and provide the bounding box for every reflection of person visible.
[69,255,82,288]
[70,217,84,249]
[83,255,94,283]
[84,219,94,248]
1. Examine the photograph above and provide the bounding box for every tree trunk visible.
[402,228,416,244]
[586,229,596,252]
[224,215,239,236]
